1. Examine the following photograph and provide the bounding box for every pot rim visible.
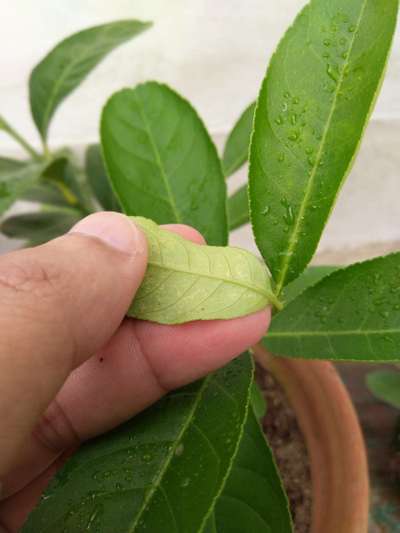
[253,344,369,533]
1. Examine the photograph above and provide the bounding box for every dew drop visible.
[291,114,298,125]
[284,91,291,99]
[323,39,331,46]
[181,477,190,488]
[348,25,356,33]
[275,115,284,125]
[142,453,152,463]
[175,443,184,456]
[277,152,285,162]
[292,96,300,104]
[262,205,270,216]
[288,131,299,141]
[326,64,338,83]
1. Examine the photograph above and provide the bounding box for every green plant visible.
[0,0,399,530]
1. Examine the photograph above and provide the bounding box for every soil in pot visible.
[256,365,312,533]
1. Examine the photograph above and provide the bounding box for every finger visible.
[1,224,270,499]
[0,212,148,475]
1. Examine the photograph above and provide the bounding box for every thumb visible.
[0,212,147,474]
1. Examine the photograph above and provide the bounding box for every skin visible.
[0,212,270,532]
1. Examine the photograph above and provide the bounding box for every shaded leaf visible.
[23,354,253,533]
[0,156,26,174]
[249,0,399,293]
[264,253,400,361]
[222,102,255,177]
[30,20,152,141]
[101,82,227,246]
[128,217,278,324]
[21,181,72,207]
[366,370,400,409]
[228,184,249,231]
[85,144,121,211]
[282,265,337,305]
[1,208,82,245]
[205,410,292,533]
[250,380,267,419]
[0,161,47,215]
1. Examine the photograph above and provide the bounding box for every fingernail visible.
[69,212,146,254]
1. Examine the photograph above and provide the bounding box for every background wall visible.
[0,0,399,255]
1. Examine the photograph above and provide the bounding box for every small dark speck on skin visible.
[99,357,104,363]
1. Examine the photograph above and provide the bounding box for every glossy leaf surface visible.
[264,253,400,361]
[222,102,255,177]
[205,410,292,533]
[85,144,121,211]
[249,0,399,293]
[282,265,337,305]
[128,217,277,324]
[101,82,227,245]
[23,354,253,533]
[366,370,400,409]
[30,20,151,141]
[228,184,249,231]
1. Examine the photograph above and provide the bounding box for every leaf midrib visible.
[267,328,400,337]
[147,259,272,300]
[128,377,209,532]
[132,90,182,224]
[275,0,369,294]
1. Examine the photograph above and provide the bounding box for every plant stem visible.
[0,116,41,160]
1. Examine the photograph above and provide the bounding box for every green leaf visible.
[101,82,228,246]
[205,410,292,533]
[250,379,267,419]
[0,161,47,215]
[85,144,121,211]
[264,253,400,361]
[1,208,82,245]
[366,370,400,409]
[282,265,337,305]
[222,102,256,177]
[128,217,279,324]
[0,156,26,174]
[249,0,399,293]
[23,354,253,533]
[21,181,72,207]
[30,20,152,141]
[228,184,249,231]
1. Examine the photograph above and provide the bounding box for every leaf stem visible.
[0,115,41,160]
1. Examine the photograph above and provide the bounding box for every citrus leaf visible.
[282,265,337,305]
[128,217,279,324]
[30,20,152,141]
[366,370,400,409]
[85,144,121,211]
[264,253,400,361]
[250,380,267,420]
[204,410,292,533]
[249,0,399,293]
[222,102,255,177]
[1,207,82,245]
[23,354,253,533]
[228,184,249,231]
[0,161,47,215]
[101,82,227,246]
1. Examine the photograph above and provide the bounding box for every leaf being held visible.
[128,217,279,324]
[249,0,399,292]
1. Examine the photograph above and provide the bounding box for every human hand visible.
[0,212,270,532]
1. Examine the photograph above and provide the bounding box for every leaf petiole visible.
[0,114,41,160]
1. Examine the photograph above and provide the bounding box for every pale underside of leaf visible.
[128,217,278,323]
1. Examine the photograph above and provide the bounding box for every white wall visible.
[0,0,399,256]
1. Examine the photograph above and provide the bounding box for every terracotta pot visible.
[253,344,369,533]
